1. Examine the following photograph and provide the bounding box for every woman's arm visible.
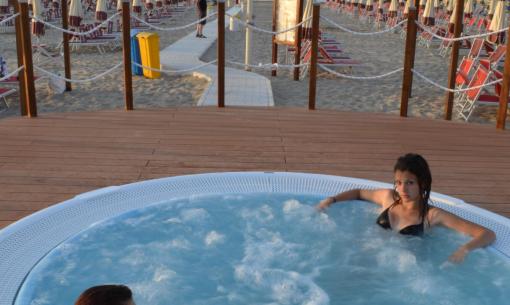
[316,188,394,211]
[429,208,496,263]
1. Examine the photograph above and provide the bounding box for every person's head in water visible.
[74,285,135,305]
[393,153,432,221]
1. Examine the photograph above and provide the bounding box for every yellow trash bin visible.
[136,32,161,79]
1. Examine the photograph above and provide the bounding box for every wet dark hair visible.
[393,153,432,223]
[74,285,133,305]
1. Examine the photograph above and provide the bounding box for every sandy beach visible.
[0,4,208,117]
[201,1,508,125]
[1,1,509,125]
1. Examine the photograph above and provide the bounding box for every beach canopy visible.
[146,0,154,10]
[403,0,411,17]
[96,0,108,21]
[366,0,373,11]
[133,0,142,13]
[422,0,435,25]
[302,0,312,40]
[419,0,425,8]
[446,0,454,14]
[31,0,44,36]
[0,0,9,14]
[69,0,84,27]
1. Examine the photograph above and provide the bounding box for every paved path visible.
[159,5,274,106]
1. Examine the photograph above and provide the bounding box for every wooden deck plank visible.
[0,107,509,229]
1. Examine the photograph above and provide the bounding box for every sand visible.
[0,4,208,117]
[201,1,509,125]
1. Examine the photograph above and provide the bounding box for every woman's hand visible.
[316,197,335,211]
[448,246,469,263]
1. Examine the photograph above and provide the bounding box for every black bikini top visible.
[376,205,424,236]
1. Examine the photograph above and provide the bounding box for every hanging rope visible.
[130,12,218,31]
[132,60,218,73]
[32,13,121,36]
[34,62,123,83]
[225,13,313,35]
[415,21,509,42]
[0,66,24,82]
[319,64,403,79]
[0,13,19,25]
[226,60,309,70]
[412,69,503,92]
[320,15,407,36]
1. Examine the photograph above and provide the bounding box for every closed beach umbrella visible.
[422,0,435,25]
[464,0,474,18]
[378,0,384,14]
[448,2,457,32]
[399,0,405,7]
[0,0,8,14]
[488,0,497,19]
[96,0,108,21]
[133,0,142,13]
[433,0,440,13]
[489,0,507,42]
[366,0,373,11]
[360,0,366,9]
[302,0,312,40]
[69,0,84,27]
[146,0,154,10]
[446,0,454,14]
[156,0,163,8]
[388,0,398,17]
[52,0,59,10]
[31,0,44,36]
[403,0,411,17]
[419,0,426,10]
[117,0,123,11]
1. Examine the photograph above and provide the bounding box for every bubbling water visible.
[14,194,510,305]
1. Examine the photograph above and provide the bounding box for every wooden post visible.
[218,0,225,107]
[400,6,418,116]
[496,28,510,129]
[293,0,304,80]
[121,0,133,110]
[61,0,72,91]
[443,0,464,120]
[271,0,277,77]
[308,2,320,110]
[13,0,27,116]
[18,0,37,117]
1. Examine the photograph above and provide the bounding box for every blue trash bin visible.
[130,29,143,76]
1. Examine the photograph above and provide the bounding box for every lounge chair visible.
[455,64,492,121]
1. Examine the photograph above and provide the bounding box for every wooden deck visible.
[1,107,509,229]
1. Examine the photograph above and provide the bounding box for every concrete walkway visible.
[159,6,274,106]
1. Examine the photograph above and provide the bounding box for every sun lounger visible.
[0,87,16,112]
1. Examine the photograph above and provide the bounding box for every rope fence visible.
[130,12,218,31]
[0,13,19,25]
[32,13,121,36]
[0,66,24,82]
[132,60,217,73]
[226,60,309,70]
[412,68,503,93]
[320,15,408,36]
[319,65,403,79]
[34,63,123,83]
[415,21,509,42]
[226,13,313,35]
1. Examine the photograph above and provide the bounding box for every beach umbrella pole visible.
[121,0,133,110]
[13,0,27,116]
[61,0,72,91]
[443,0,464,120]
[18,0,37,117]
[218,0,225,107]
[496,28,510,130]
[400,5,418,116]
[271,0,277,77]
[244,0,253,71]
[308,1,320,110]
[293,0,304,81]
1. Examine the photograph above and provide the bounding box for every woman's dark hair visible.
[393,153,432,223]
[75,285,132,305]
